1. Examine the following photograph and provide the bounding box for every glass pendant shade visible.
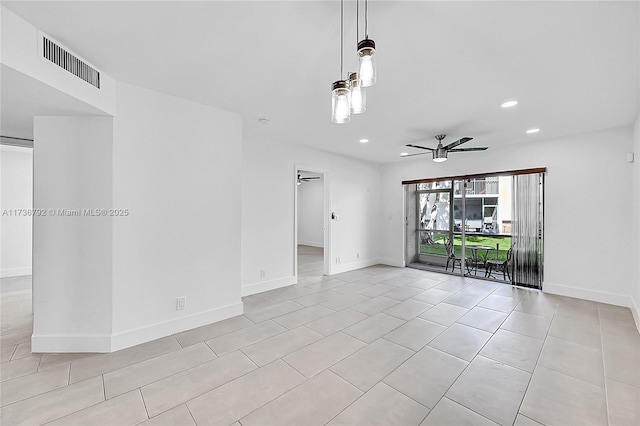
[331,80,351,124]
[349,72,366,114]
[433,148,448,162]
[357,38,376,87]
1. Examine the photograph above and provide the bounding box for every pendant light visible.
[357,0,376,87]
[331,0,351,124]
[349,72,366,114]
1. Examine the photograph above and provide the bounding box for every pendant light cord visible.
[365,0,368,39]
[357,0,359,43]
[340,0,344,79]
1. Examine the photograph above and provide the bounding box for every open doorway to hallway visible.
[295,169,328,278]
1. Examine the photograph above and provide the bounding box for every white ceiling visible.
[2,1,639,164]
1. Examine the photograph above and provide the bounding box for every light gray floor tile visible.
[435,280,469,293]
[446,356,531,426]
[406,278,442,290]
[419,303,469,326]
[0,376,104,426]
[548,314,602,350]
[283,332,366,378]
[606,378,640,426]
[173,315,254,347]
[443,291,487,309]
[38,353,98,372]
[603,345,640,386]
[384,346,468,408]
[380,276,421,287]
[383,299,433,321]
[294,290,342,307]
[598,303,635,325]
[480,329,544,373]
[69,336,182,383]
[601,322,640,353]
[350,296,399,316]
[492,285,530,299]
[0,345,16,363]
[305,279,350,292]
[11,342,32,360]
[140,351,257,417]
[332,282,373,295]
[500,311,551,340]
[241,370,362,426]
[464,282,500,296]
[261,285,318,303]
[1,364,69,406]
[331,338,414,391]
[520,365,608,426]
[139,404,195,426]
[272,305,335,329]
[0,354,41,382]
[329,382,429,426]
[343,313,405,343]
[420,397,498,426]
[0,329,31,349]
[320,293,370,310]
[382,286,425,301]
[515,295,558,318]
[428,323,492,361]
[478,294,520,313]
[413,289,454,305]
[555,304,600,326]
[513,414,544,426]
[241,326,322,366]
[243,300,306,323]
[103,342,216,399]
[205,320,286,355]
[383,318,446,351]
[538,335,605,387]
[357,284,397,297]
[187,359,305,425]
[305,309,369,336]
[47,389,148,425]
[457,306,508,332]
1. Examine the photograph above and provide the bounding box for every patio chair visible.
[485,246,513,281]
[445,238,470,274]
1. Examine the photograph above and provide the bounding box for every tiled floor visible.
[1,246,639,425]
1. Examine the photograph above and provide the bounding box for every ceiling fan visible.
[297,173,321,185]
[403,134,488,162]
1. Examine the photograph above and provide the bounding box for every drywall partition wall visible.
[0,6,116,115]
[297,176,324,247]
[32,116,114,352]
[241,134,381,296]
[0,145,33,277]
[111,82,242,350]
[632,113,640,330]
[380,126,636,310]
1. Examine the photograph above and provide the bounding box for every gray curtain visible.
[511,173,544,289]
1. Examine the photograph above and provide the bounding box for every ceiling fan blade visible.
[401,152,431,157]
[406,144,434,151]
[448,147,489,152]
[443,137,473,150]
[302,177,320,180]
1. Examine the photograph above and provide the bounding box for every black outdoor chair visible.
[485,246,513,281]
[445,238,471,274]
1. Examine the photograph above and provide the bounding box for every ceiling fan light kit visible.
[331,0,376,124]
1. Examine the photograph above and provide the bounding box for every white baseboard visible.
[330,258,382,275]
[1,267,32,278]
[631,298,640,335]
[544,281,637,310]
[298,240,324,248]
[376,257,405,268]
[242,276,297,297]
[32,334,112,353]
[33,301,244,353]
[111,302,243,352]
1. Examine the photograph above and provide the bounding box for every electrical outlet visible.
[260,269,266,278]
[357,252,360,259]
[176,297,186,311]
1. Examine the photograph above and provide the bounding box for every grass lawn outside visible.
[420,234,512,261]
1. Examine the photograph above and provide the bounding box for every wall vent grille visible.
[42,36,100,88]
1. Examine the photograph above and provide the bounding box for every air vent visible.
[42,36,100,88]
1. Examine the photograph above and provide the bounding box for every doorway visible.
[295,168,329,279]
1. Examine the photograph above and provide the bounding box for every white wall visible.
[0,145,33,277]
[631,113,640,329]
[32,117,114,352]
[381,127,636,309]
[111,82,243,350]
[297,176,324,247]
[241,135,381,296]
[0,6,116,115]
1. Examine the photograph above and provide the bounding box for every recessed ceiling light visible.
[500,100,518,108]
[526,128,540,134]
[258,118,270,125]
[400,152,409,157]
[359,138,369,143]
